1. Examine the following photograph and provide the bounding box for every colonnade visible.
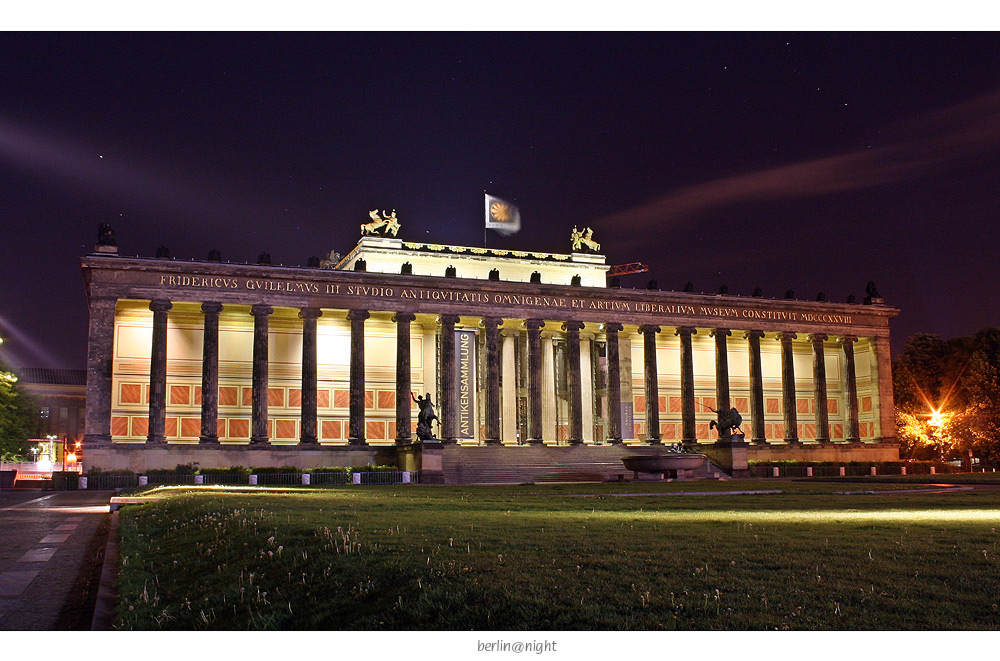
[84,297,876,447]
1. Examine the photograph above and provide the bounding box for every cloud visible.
[0,116,256,224]
[595,89,1000,231]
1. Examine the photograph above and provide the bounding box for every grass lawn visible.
[114,480,1000,630]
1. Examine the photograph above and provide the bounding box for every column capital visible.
[392,312,416,323]
[639,324,660,335]
[776,331,797,342]
[251,303,274,317]
[839,334,859,345]
[298,307,323,320]
[743,329,766,340]
[201,301,224,314]
[149,299,173,313]
[346,309,370,322]
[562,320,585,332]
[523,319,545,331]
[603,322,624,333]
[808,333,829,344]
[674,326,697,337]
[481,317,504,328]
[438,314,461,326]
[709,328,731,338]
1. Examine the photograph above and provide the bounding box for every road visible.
[0,490,112,630]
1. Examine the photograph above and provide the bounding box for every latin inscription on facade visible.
[151,273,864,326]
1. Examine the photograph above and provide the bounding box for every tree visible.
[0,365,35,462]
[894,328,1000,465]
[893,334,960,459]
[951,328,1000,464]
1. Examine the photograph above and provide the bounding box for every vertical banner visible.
[621,401,634,441]
[455,330,477,440]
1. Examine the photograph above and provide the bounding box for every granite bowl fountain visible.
[621,450,707,480]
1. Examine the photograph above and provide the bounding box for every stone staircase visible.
[439,444,728,485]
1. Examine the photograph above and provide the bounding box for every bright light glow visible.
[929,410,945,427]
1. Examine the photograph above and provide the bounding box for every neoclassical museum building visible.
[81,219,899,483]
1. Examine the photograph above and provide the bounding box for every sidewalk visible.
[0,490,112,630]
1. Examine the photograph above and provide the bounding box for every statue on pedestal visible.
[709,407,744,440]
[571,226,601,253]
[411,392,439,441]
[361,209,401,237]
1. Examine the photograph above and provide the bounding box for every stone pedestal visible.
[418,439,445,484]
[701,436,750,477]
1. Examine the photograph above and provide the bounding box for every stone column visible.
[580,333,595,443]
[438,315,460,442]
[840,335,861,442]
[744,330,767,443]
[347,309,370,445]
[710,328,731,413]
[393,312,416,444]
[810,333,830,443]
[872,336,896,443]
[250,304,274,444]
[501,330,518,444]
[525,320,545,444]
[200,302,223,444]
[483,317,503,444]
[147,299,172,444]
[541,332,556,443]
[563,321,585,444]
[299,307,323,444]
[604,323,624,443]
[778,331,798,443]
[639,325,661,443]
[84,297,117,446]
[677,327,698,444]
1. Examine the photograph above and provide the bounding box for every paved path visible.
[0,490,112,630]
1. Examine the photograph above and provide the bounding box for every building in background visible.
[15,368,88,443]
[79,218,899,482]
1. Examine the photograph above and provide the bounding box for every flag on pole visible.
[485,194,521,236]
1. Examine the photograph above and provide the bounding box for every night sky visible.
[2,32,999,370]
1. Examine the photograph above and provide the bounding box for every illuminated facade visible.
[81,233,899,481]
